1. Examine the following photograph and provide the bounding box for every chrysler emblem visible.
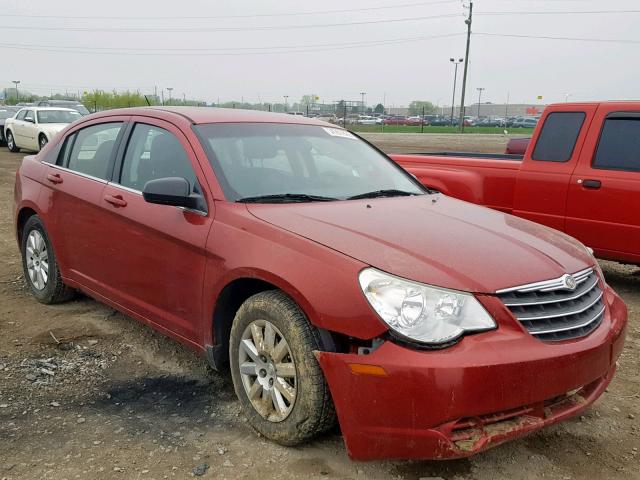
[562,274,577,290]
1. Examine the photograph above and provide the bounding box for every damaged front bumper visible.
[317,287,627,461]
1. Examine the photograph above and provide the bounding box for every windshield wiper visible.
[347,189,421,200]
[237,193,338,203]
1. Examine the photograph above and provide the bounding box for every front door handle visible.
[104,194,127,207]
[46,173,63,184]
[580,179,602,190]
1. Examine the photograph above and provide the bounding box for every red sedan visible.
[13,107,626,460]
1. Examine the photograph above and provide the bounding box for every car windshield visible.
[37,110,82,124]
[194,123,425,202]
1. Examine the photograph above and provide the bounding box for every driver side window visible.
[119,123,198,193]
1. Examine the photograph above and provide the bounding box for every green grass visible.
[348,125,535,135]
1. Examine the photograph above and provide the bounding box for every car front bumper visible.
[317,286,627,461]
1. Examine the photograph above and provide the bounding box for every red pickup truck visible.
[392,101,640,266]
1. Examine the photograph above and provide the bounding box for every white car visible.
[356,115,377,125]
[4,107,82,152]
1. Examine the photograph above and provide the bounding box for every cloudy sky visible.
[1,0,638,108]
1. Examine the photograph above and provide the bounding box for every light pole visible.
[476,87,485,118]
[360,92,366,114]
[449,58,463,125]
[167,87,173,105]
[12,80,20,102]
[182,93,186,104]
[283,95,288,112]
[565,93,572,102]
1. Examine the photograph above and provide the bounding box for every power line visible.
[0,13,462,32]
[475,32,640,44]
[477,9,640,15]
[0,33,465,56]
[0,0,459,20]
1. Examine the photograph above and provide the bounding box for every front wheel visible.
[6,130,19,152]
[21,215,75,304]
[229,290,336,446]
[39,134,48,151]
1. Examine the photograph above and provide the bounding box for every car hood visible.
[40,123,69,132]
[246,195,594,293]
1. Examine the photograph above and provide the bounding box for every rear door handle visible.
[104,194,127,207]
[46,173,63,184]
[580,179,602,190]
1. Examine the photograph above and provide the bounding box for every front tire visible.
[39,134,48,151]
[21,215,75,304]
[229,290,336,446]
[6,130,19,152]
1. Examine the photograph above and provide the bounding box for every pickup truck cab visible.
[392,102,640,265]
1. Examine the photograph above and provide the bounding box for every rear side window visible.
[593,117,640,172]
[532,112,585,162]
[66,123,123,180]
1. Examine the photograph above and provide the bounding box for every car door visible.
[566,106,640,264]
[98,118,213,343]
[512,106,596,231]
[40,118,129,291]
[22,110,39,150]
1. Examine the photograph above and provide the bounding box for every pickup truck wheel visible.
[6,130,19,152]
[229,290,336,446]
[39,134,48,151]
[21,215,75,304]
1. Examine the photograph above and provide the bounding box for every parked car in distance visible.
[0,106,20,145]
[14,107,626,461]
[37,100,90,115]
[383,115,408,125]
[356,115,377,125]
[392,101,640,265]
[4,107,82,152]
[505,137,531,155]
[512,117,538,128]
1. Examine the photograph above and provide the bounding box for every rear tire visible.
[229,290,336,446]
[6,130,19,152]
[21,215,75,304]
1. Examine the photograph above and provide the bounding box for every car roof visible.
[89,106,335,127]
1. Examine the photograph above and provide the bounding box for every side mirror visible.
[25,117,35,123]
[142,177,203,211]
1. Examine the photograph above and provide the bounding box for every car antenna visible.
[144,95,152,106]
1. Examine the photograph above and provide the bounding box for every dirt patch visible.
[0,140,638,479]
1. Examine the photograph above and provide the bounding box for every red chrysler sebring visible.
[13,107,626,460]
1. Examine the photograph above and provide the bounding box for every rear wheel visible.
[6,130,19,152]
[229,290,335,446]
[21,215,75,304]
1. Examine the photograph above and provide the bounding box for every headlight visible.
[358,268,496,346]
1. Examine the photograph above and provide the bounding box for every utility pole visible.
[476,87,485,118]
[12,80,20,102]
[459,1,473,132]
[449,58,463,125]
[167,87,173,106]
[283,95,288,112]
[183,93,186,104]
[360,92,366,114]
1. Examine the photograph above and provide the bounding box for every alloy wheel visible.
[238,319,297,422]
[7,132,14,150]
[25,230,49,290]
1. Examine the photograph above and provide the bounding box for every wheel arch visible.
[16,206,39,246]
[207,270,331,371]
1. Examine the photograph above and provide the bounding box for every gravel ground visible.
[0,136,638,480]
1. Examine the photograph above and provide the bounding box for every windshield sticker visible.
[322,127,356,139]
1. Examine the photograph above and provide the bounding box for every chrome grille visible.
[497,268,605,342]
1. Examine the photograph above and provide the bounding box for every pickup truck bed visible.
[392,101,640,266]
